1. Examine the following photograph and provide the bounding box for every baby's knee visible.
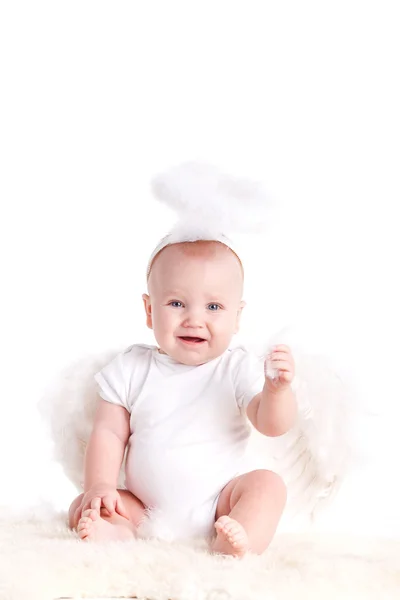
[248,470,287,501]
[68,493,84,529]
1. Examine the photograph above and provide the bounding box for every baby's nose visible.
[182,309,204,327]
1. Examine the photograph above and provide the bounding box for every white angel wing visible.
[37,350,127,493]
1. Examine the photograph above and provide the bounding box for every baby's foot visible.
[77,508,134,542]
[213,516,250,557]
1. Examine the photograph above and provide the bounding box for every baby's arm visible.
[84,398,130,492]
[246,345,297,437]
[247,386,297,437]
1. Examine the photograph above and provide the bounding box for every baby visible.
[68,239,297,557]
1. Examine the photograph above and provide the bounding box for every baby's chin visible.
[174,346,214,367]
[160,339,225,366]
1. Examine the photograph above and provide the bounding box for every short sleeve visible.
[231,348,265,409]
[94,351,131,412]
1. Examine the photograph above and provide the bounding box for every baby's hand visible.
[264,344,295,391]
[75,484,129,524]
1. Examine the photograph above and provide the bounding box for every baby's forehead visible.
[148,242,243,292]
[154,243,241,275]
[156,240,241,267]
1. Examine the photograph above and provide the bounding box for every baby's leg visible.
[68,490,146,542]
[212,470,286,557]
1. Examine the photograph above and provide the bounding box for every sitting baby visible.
[68,237,297,557]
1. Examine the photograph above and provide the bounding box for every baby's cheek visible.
[154,310,172,332]
[212,316,236,339]
[152,318,171,346]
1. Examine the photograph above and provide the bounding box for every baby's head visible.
[143,240,245,366]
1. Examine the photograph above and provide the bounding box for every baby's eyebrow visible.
[163,290,183,296]
[203,291,228,300]
[163,290,226,302]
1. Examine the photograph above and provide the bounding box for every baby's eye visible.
[169,301,183,308]
[207,303,221,311]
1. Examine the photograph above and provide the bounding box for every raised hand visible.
[265,344,295,391]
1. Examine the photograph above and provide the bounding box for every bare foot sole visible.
[77,509,134,542]
[212,516,250,557]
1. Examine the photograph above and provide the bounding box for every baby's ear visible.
[234,300,246,333]
[142,294,153,329]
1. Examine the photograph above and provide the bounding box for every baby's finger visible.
[90,497,101,512]
[80,501,89,514]
[102,496,115,515]
[279,370,293,382]
[272,344,291,353]
[270,351,291,363]
[270,360,292,372]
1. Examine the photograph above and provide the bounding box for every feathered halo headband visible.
[146,162,271,278]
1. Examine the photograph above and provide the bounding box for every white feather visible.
[151,161,271,237]
[38,351,128,493]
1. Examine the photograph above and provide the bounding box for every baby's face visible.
[143,243,245,366]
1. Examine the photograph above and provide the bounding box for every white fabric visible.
[94,344,264,539]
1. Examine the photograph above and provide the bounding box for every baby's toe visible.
[82,508,99,520]
[223,522,238,536]
[216,516,236,532]
[229,531,245,545]
[215,516,230,529]
[78,531,88,540]
[77,528,87,538]
[78,516,90,524]
[77,520,89,531]
[226,528,240,542]
[229,522,243,535]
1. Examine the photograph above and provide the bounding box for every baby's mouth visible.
[178,336,206,344]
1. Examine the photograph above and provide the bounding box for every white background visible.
[1,1,399,538]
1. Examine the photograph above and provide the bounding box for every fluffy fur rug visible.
[0,509,399,600]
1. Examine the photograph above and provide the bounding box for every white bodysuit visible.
[94,344,264,539]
